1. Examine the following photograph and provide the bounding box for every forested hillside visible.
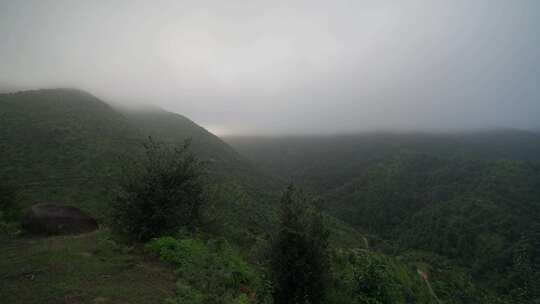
[120,108,281,202]
[0,89,278,217]
[1,89,436,304]
[226,133,540,302]
[2,89,538,303]
[226,132,540,192]
[2,1,538,303]
[0,89,461,304]
[0,89,141,215]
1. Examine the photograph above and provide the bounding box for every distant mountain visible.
[225,131,540,192]
[0,83,28,94]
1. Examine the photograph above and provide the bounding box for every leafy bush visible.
[147,236,257,304]
[329,248,432,304]
[111,138,205,241]
[165,281,204,304]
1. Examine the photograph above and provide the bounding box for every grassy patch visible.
[0,230,175,304]
[146,236,258,304]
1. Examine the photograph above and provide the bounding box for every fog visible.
[1,0,539,135]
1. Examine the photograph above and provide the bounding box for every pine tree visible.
[271,184,330,304]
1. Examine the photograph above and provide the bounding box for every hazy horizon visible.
[1,0,540,135]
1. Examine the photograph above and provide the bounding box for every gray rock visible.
[22,203,98,235]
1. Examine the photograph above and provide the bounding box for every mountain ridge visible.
[0,88,282,217]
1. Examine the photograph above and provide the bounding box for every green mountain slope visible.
[225,132,540,192]
[326,154,540,295]
[120,108,282,200]
[225,133,540,302]
[0,89,143,214]
[120,107,240,160]
[0,89,367,246]
[0,89,137,181]
[4,89,526,303]
[0,89,281,221]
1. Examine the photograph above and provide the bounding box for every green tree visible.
[271,184,330,304]
[111,137,205,241]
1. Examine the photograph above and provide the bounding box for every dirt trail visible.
[417,269,442,304]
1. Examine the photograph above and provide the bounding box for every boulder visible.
[22,203,98,235]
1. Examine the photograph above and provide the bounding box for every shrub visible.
[329,249,432,304]
[165,280,204,304]
[111,138,205,241]
[147,236,257,304]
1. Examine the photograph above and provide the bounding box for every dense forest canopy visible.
[226,132,540,302]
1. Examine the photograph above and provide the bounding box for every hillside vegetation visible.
[2,89,538,303]
[226,133,540,303]
[0,89,279,220]
[0,231,176,304]
[1,89,391,304]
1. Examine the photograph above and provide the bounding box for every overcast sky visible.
[1,0,539,135]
